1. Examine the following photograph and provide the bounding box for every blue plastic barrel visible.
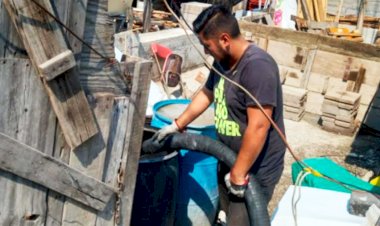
[131,129,179,226]
[151,99,219,226]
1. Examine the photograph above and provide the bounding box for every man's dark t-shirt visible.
[205,45,286,186]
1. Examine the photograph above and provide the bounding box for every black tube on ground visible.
[142,133,270,226]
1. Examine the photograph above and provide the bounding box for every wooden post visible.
[335,0,344,23]
[119,59,153,226]
[301,0,311,21]
[126,0,134,30]
[143,0,152,32]
[0,58,57,226]
[357,0,367,33]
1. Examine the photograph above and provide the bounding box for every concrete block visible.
[359,84,378,105]
[321,100,339,115]
[356,104,368,123]
[325,90,361,105]
[284,110,305,121]
[282,85,307,106]
[335,110,357,123]
[181,2,211,15]
[321,115,335,122]
[307,72,329,94]
[284,105,304,114]
[326,77,348,94]
[284,68,305,88]
[322,120,356,136]
[305,91,324,115]
[322,98,358,110]
[335,119,355,128]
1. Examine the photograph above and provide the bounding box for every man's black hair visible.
[192,5,240,39]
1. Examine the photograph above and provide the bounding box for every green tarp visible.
[292,157,380,194]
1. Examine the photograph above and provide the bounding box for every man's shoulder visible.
[244,44,273,62]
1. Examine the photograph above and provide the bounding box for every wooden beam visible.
[335,0,344,23]
[4,0,76,81]
[45,0,89,223]
[119,59,153,226]
[0,132,116,211]
[143,0,152,32]
[312,0,321,21]
[238,21,380,62]
[300,0,311,20]
[0,0,26,57]
[4,0,99,149]
[357,0,367,33]
[0,57,57,225]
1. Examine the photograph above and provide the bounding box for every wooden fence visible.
[0,0,152,225]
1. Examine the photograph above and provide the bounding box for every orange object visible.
[150,43,182,87]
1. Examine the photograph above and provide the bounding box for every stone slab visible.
[325,90,361,105]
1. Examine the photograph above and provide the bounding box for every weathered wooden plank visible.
[239,21,380,62]
[0,58,56,225]
[96,97,130,226]
[0,0,26,58]
[4,0,98,149]
[52,0,89,56]
[4,0,76,80]
[62,93,117,226]
[119,59,153,226]
[43,68,98,149]
[45,0,89,224]
[0,132,116,211]
[45,127,71,226]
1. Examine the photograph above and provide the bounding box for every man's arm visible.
[230,106,273,185]
[175,87,214,129]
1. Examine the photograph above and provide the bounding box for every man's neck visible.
[228,37,250,69]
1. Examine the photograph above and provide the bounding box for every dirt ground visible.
[268,113,380,216]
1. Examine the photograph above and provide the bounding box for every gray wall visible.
[328,0,380,17]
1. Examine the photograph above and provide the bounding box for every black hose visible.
[142,133,270,226]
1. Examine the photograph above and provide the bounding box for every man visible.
[155,5,285,225]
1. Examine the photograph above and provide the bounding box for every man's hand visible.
[153,121,180,142]
[224,172,248,198]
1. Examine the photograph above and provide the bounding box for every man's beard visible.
[217,45,232,70]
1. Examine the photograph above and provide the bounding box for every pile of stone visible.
[282,85,307,121]
[321,90,361,135]
[180,2,211,28]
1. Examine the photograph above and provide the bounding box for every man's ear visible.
[219,33,230,46]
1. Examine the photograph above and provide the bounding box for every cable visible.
[30,0,114,63]
[292,171,310,226]
[161,0,378,195]
[162,0,306,169]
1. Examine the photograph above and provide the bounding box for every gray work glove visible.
[224,173,248,198]
[153,121,180,142]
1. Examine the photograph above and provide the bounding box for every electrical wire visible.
[292,171,310,226]
[163,0,306,169]
[162,0,375,195]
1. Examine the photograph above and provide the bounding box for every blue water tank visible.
[151,99,219,226]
